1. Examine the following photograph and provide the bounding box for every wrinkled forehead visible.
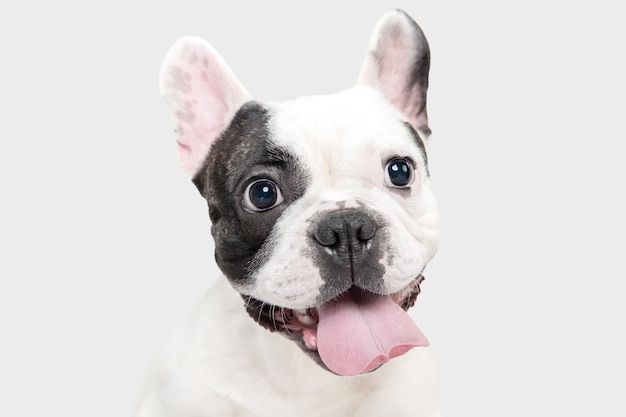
[267,87,426,164]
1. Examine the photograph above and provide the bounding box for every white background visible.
[1,1,624,416]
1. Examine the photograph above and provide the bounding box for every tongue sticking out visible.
[316,288,428,376]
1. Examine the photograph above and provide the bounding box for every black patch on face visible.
[192,101,310,286]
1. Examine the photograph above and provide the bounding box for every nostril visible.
[313,210,377,250]
[315,227,339,247]
[357,220,377,242]
[314,215,347,248]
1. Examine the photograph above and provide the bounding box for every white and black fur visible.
[134,10,440,417]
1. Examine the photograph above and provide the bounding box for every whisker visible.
[257,302,266,325]
[377,281,386,296]
[270,304,278,331]
[281,307,294,336]
[244,295,255,311]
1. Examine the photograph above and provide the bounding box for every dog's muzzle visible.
[242,208,429,376]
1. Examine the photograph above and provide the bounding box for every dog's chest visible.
[151,278,439,417]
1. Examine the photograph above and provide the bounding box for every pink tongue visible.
[316,289,428,376]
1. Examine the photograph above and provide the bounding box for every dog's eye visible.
[243,179,284,212]
[384,158,414,188]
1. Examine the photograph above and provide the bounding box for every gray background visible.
[1,1,624,416]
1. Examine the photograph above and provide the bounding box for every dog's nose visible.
[314,210,378,257]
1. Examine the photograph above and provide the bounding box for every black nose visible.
[314,210,378,257]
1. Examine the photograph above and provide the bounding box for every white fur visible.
[139,9,441,417]
[133,278,440,417]
[133,86,441,416]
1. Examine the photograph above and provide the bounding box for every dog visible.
[133,9,440,417]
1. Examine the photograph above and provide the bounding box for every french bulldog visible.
[134,9,440,417]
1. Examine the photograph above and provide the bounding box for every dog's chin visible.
[241,275,425,375]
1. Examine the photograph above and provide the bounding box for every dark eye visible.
[243,179,284,212]
[384,158,414,188]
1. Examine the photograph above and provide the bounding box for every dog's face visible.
[160,10,439,377]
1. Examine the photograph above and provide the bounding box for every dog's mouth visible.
[242,275,427,376]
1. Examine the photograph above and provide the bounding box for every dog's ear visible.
[357,10,431,139]
[160,37,251,174]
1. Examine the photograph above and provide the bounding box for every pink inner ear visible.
[160,38,251,174]
[357,11,430,138]
[376,33,423,123]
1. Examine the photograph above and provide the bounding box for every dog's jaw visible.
[243,275,426,376]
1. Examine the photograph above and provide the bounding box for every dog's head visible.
[160,10,439,376]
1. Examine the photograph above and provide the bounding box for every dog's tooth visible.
[294,308,318,326]
[298,313,317,326]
